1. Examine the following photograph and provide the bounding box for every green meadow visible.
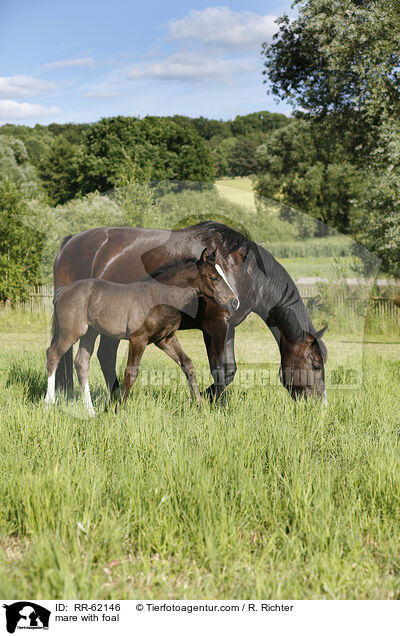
[0,310,399,599]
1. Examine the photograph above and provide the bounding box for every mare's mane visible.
[147,257,197,281]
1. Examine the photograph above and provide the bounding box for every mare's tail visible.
[53,235,75,398]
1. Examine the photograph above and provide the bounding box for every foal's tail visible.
[52,289,74,397]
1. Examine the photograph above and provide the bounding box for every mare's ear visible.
[315,325,328,340]
[305,325,328,344]
[197,248,209,267]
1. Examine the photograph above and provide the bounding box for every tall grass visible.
[264,236,353,259]
[0,321,400,599]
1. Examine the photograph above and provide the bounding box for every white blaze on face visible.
[215,264,240,309]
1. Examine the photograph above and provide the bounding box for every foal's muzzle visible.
[230,298,239,312]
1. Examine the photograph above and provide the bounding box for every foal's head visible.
[195,248,239,314]
[280,326,328,403]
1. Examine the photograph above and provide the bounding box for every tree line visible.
[1,0,399,302]
[0,111,289,205]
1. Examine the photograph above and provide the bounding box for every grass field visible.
[0,311,400,599]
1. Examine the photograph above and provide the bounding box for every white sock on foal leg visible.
[83,382,95,417]
[45,371,56,404]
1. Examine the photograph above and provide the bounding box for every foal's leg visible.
[120,337,147,406]
[45,331,77,405]
[156,334,202,406]
[74,327,97,417]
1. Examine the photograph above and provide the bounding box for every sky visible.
[0,0,294,126]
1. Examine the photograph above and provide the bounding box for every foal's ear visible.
[207,249,217,264]
[197,248,209,267]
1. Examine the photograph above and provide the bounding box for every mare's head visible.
[195,248,239,314]
[280,326,328,403]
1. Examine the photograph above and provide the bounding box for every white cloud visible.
[44,57,95,69]
[123,53,255,84]
[168,6,277,49]
[84,89,120,99]
[0,75,57,99]
[0,100,61,120]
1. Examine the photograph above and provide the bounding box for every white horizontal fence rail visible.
[0,284,399,323]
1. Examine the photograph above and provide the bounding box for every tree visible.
[255,118,364,232]
[0,124,54,167]
[262,0,400,269]
[230,111,289,137]
[0,181,43,303]
[190,116,231,140]
[210,137,236,177]
[38,136,80,204]
[262,0,400,152]
[74,116,215,196]
[352,119,400,275]
[0,136,40,195]
[228,137,259,177]
[47,122,90,144]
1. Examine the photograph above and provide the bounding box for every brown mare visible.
[53,221,327,403]
[45,249,238,415]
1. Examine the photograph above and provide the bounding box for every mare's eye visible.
[312,362,321,372]
[210,276,219,282]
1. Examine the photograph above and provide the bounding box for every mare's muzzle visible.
[281,367,326,402]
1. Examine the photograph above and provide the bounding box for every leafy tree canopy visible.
[0,136,41,195]
[228,137,259,177]
[0,124,54,167]
[230,111,289,137]
[262,0,400,270]
[74,116,215,195]
[0,181,43,302]
[255,118,364,232]
[263,0,400,142]
[38,136,80,205]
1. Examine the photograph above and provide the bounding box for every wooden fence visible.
[1,284,400,323]
[2,285,54,313]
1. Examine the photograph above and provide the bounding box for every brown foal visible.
[45,249,239,415]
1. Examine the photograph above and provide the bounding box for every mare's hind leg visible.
[45,331,78,405]
[156,334,202,406]
[120,336,147,406]
[74,327,97,417]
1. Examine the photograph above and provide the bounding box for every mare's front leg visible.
[97,335,120,400]
[202,313,236,403]
[120,336,147,407]
[74,327,97,417]
[156,334,202,406]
